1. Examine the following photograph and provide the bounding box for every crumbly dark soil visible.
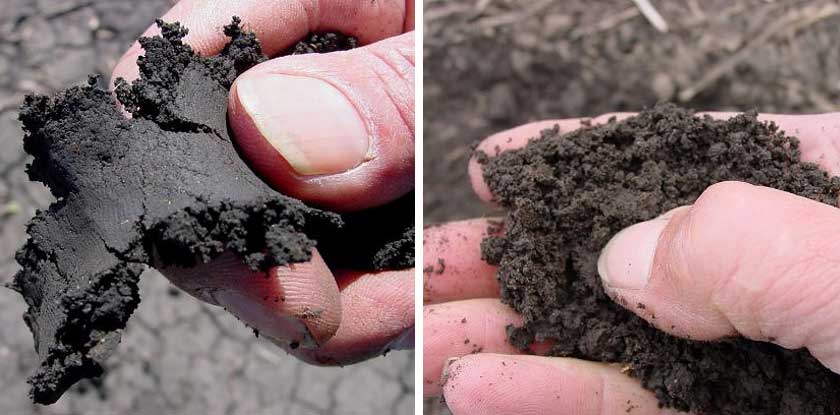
[479,104,840,414]
[287,32,359,55]
[9,18,412,405]
[424,0,840,224]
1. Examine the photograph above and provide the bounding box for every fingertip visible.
[271,251,342,347]
[469,120,586,203]
[441,354,585,414]
[423,299,531,397]
[700,112,840,176]
[289,269,415,365]
[596,196,738,341]
[163,249,342,349]
[598,217,669,292]
[423,219,500,304]
[108,14,167,89]
[757,113,840,176]
[442,354,678,415]
[468,156,494,202]
[109,47,143,90]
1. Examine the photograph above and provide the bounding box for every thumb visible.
[597,181,840,373]
[228,32,414,211]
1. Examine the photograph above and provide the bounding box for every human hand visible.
[424,112,840,413]
[111,0,415,364]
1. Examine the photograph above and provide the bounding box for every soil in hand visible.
[11,18,412,405]
[480,103,840,414]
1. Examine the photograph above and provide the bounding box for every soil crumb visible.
[480,104,840,414]
[288,32,358,55]
[9,18,412,405]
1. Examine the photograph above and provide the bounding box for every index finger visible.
[469,112,840,203]
[110,0,413,86]
[423,218,500,305]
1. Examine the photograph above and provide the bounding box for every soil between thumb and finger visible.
[599,181,840,374]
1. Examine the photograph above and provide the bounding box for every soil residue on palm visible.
[480,104,840,414]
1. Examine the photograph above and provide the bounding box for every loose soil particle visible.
[287,32,359,55]
[480,104,840,414]
[9,18,412,405]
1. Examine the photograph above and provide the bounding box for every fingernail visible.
[385,326,415,351]
[597,218,669,290]
[440,357,460,388]
[235,74,370,176]
[213,290,317,348]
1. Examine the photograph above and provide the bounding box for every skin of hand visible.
[424,112,840,414]
[110,0,415,365]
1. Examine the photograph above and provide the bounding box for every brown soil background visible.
[424,0,840,224]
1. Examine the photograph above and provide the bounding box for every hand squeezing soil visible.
[9,18,412,405]
[479,104,840,414]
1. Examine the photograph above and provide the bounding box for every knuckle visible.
[693,181,754,223]
[359,47,414,133]
[687,181,757,259]
[362,41,414,82]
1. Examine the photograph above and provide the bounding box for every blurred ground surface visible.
[0,1,413,414]
[425,0,840,223]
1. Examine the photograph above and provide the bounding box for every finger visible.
[705,112,840,175]
[110,0,412,86]
[423,219,500,304]
[423,299,549,397]
[284,268,414,365]
[228,33,414,210]
[598,181,840,373]
[469,112,840,202]
[161,249,341,348]
[441,354,684,415]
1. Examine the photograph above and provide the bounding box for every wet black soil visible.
[480,104,840,414]
[10,18,412,405]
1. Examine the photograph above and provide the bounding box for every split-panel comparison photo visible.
[2,1,840,414]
